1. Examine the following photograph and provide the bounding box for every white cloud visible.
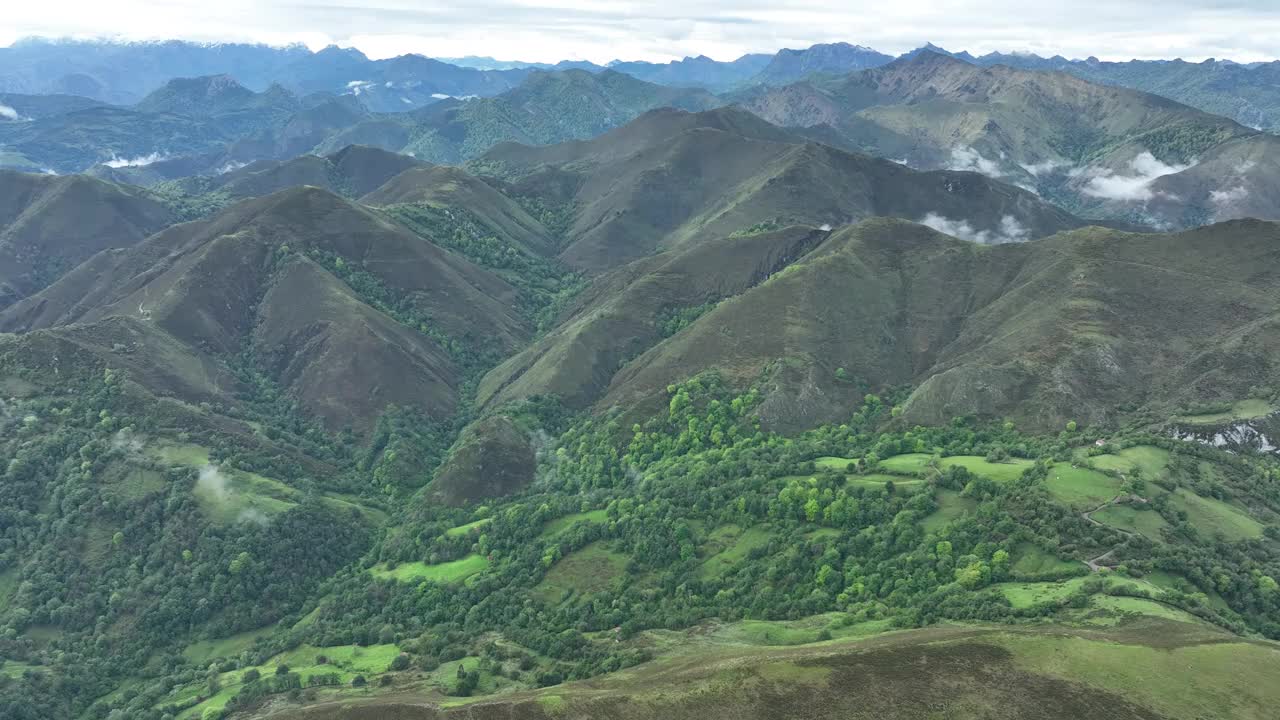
[215,160,248,174]
[196,464,230,502]
[920,212,1029,244]
[0,104,26,121]
[947,145,1004,177]
[1080,151,1192,202]
[1019,158,1068,177]
[103,152,167,168]
[9,1,1280,65]
[1210,185,1249,206]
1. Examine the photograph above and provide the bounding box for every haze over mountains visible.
[3,28,1280,720]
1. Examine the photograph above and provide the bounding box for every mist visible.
[1080,152,1192,201]
[920,213,1030,244]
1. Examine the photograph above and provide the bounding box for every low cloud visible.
[111,428,144,454]
[215,160,248,174]
[1080,152,1192,202]
[104,152,168,168]
[1019,158,1069,177]
[0,104,25,121]
[920,213,1030,244]
[947,146,1003,177]
[196,464,230,503]
[237,508,269,526]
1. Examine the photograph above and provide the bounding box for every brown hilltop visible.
[0,170,176,309]
[478,106,1083,274]
[1,185,526,433]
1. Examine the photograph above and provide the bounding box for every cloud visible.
[111,428,144,454]
[215,160,248,174]
[103,152,168,168]
[947,146,1004,177]
[1079,151,1192,202]
[196,464,230,502]
[920,212,1029,244]
[1019,159,1069,177]
[1210,185,1249,207]
[0,103,25,121]
[11,1,1280,65]
[237,508,269,525]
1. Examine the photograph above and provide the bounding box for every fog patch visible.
[215,160,248,174]
[1210,185,1251,221]
[237,508,269,526]
[947,146,1003,177]
[1080,152,1193,202]
[346,80,374,95]
[196,464,230,503]
[112,428,144,454]
[104,152,168,169]
[1019,159,1069,177]
[920,213,1030,244]
[0,104,26,121]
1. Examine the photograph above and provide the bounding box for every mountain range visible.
[6,37,1280,132]
[731,51,1280,229]
[2,32,1280,720]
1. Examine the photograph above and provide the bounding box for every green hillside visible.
[0,79,1278,720]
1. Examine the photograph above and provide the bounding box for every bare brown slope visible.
[476,225,830,412]
[361,165,557,256]
[255,258,460,429]
[2,186,528,354]
[597,217,1280,432]
[0,187,526,432]
[0,170,175,308]
[206,145,426,200]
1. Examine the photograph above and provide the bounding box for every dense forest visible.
[0,360,1277,719]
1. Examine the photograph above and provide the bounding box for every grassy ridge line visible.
[253,619,1280,720]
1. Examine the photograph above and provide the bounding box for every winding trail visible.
[1079,473,1148,572]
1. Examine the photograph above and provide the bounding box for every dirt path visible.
[1080,475,1147,572]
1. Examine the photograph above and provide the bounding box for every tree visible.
[352,675,367,688]
[1066,420,1078,432]
[228,552,252,575]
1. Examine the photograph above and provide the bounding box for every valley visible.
[0,26,1279,720]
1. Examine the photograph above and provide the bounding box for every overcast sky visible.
[4,1,1278,64]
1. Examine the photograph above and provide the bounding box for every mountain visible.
[167,144,425,201]
[0,91,106,121]
[2,60,1280,720]
[438,56,604,72]
[477,105,1083,273]
[0,170,176,308]
[319,69,724,164]
[0,37,313,103]
[0,38,542,111]
[607,217,1280,430]
[750,42,896,85]
[609,53,774,91]
[0,186,526,433]
[731,51,1272,229]
[968,52,1280,133]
